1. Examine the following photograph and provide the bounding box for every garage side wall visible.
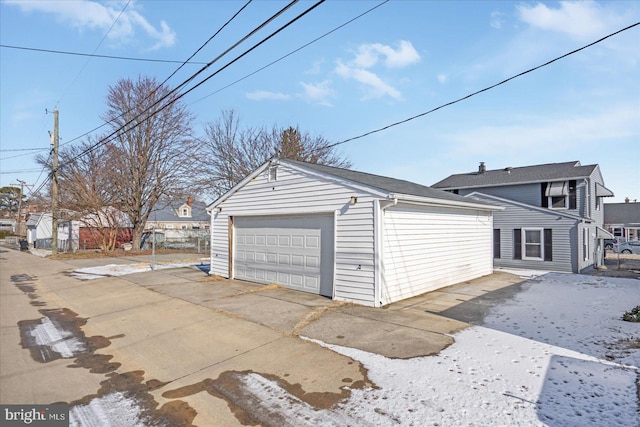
[381,203,493,305]
[209,163,380,307]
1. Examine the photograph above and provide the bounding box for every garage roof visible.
[287,160,484,204]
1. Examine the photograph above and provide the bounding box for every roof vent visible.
[478,162,486,174]
[504,167,512,174]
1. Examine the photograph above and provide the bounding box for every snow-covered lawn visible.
[294,272,639,426]
[70,261,207,280]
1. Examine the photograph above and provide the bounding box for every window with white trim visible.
[523,228,543,260]
[582,228,589,261]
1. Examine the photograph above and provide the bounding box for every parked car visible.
[614,240,640,255]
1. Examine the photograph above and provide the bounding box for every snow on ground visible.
[275,272,637,426]
[69,392,146,427]
[483,272,640,367]
[70,261,206,280]
[31,316,86,358]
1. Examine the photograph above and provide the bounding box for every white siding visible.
[381,203,493,305]
[210,163,379,306]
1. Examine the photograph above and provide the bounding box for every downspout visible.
[375,196,398,307]
[207,208,213,276]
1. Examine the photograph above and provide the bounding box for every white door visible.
[234,215,334,297]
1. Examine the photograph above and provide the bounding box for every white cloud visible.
[437,74,448,84]
[353,40,420,68]
[245,91,291,101]
[6,0,175,50]
[335,61,402,100]
[299,80,334,106]
[334,40,418,101]
[516,1,619,41]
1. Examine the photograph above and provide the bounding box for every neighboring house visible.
[57,209,133,251]
[25,212,52,248]
[207,159,500,308]
[146,197,209,232]
[432,161,614,273]
[604,202,640,241]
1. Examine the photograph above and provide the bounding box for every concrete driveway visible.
[1,247,523,426]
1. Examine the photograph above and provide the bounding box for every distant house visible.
[604,202,640,241]
[433,161,615,273]
[25,212,52,248]
[57,209,133,251]
[207,159,500,307]
[146,197,209,231]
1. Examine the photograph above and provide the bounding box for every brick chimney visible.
[478,162,486,174]
[625,197,630,203]
[187,196,193,207]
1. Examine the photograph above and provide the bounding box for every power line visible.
[192,0,389,104]
[68,0,320,164]
[321,21,640,152]
[0,44,209,65]
[55,0,258,151]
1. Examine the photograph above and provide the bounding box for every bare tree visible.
[103,76,196,250]
[197,109,350,198]
[37,136,127,251]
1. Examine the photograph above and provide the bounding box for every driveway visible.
[4,248,635,426]
[1,248,523,425]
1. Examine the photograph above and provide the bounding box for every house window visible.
[523,228,543,260]
[181,225,187,230]
[165,224,174,229]
[182,208,188,216]
[515,228,553,261]
[545,182,568,209]
[269,166,278,182]
[493,229,501,259]
[542,180,576,209]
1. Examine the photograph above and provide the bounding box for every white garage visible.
[233,215,334,297]
[208,159,500,307]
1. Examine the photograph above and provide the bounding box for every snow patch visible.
[69,392,146,427]
[31,316,86,357]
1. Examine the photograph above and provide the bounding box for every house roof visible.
[284,160,497,208]
[432,161,599,189]
[604,203,640,226]
[150,200,209,222]
[25,212,47,227]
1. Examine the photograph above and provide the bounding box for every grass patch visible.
[622,305,640,322]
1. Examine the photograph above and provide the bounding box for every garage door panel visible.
[234,215,334,296]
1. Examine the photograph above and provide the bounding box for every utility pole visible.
[51,108,59,254]
[15,180,27,235]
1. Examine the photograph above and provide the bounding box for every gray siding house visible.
[433,161,614,273]
[207,159,500,307]
[604,202,640,242]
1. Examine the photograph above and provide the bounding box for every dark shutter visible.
[493,229,501,259]
[541,183,548,207]
[568,180,577,210]
[544,229,553,261]
[513,229,522,260]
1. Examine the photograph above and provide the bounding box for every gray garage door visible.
[234,215,334,297]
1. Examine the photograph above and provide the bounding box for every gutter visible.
[388,193,504,211]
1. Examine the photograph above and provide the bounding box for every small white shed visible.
[207,159,500,307]
[25,212,52,247]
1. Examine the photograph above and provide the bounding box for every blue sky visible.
[1,0,638,204]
